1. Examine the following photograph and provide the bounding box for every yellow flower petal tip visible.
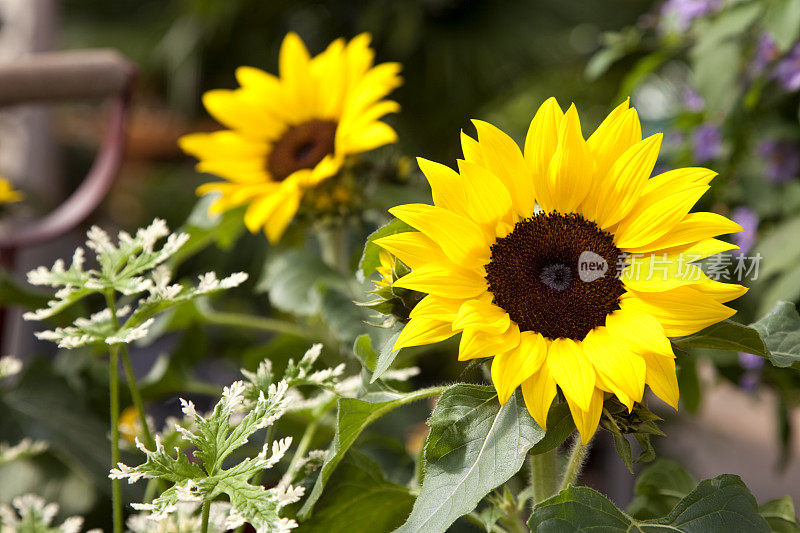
[180,32,402,242]
[385,99,747,441]
[0,177,23,204]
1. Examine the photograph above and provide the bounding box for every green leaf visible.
[396,385,545,533]
[298,386,444,520]
[528,401,575,455]
[673,320,768,358]
[764,0,800,51]
[751,301,800,368]
[301,449,415,533]
[628,460,696,520]
[690,40,742,113]
[759,496,800,533]
[529,475,769,532]
[358,218,414,281]
[353,334,378,372]
[257,249,344,316]
[320,286,369,343]
[369,327,402,383]
[168,198,246,267]
[754,214,800,280]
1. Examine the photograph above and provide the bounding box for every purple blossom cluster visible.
[658,0,722,33]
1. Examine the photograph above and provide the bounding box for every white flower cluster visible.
[109,378,302,533]
[23,219,248,349]
[0,438,48,466]
[0,494,101,533]
[126,502,231,533]
[0,356,22,379]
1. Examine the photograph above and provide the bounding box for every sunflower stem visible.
[529,447,559,507]
[559,434,592,492]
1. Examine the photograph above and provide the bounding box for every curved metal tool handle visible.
[0,49,136,249]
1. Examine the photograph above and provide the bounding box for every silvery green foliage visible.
[0,438,48,467]
[126,502,230,533]
[242,343,420,414]
[0,356,22,379]
[110,380,303,533]
[0,494,101,533]
[23,219,247,349]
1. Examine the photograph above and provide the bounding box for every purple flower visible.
[731,207,759,255]
[758,139,800,183]
[659,0,722,33]
[773,42,800,91]
[692,124,722,162]
[750,33,780,77]
[738,352,765,391]
[682,88,705,112]
[739,352,765,370]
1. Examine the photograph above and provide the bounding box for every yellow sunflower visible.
[179,32,402,242]
[377,98,746,443]
[0,177,22,203]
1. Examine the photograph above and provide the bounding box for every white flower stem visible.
[108,342,122,533]
[530,446,559,507]
[559,434,593,492]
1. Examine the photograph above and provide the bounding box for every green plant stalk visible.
[283,395,338,483]
[530,446,559,506]
[200,500,210,533]
[559,434,592,492]
[200,307,311,338]
[108,344,123,533]
[105,291,156,451]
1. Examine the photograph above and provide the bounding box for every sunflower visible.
[0,177,22,204]
[179,32,402,242]
[377,98,746,443]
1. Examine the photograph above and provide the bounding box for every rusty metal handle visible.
[0,49,135,105]
[0,49,136,250]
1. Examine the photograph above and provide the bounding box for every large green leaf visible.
[396,385,544,533]
[257,249,345,316]
[764,0,800,52]
[301,449,414,533]
[759,496,800,533]
[529,475,770,532]
[298,386,444,520]
[750,301,800,369]
[628,460,696,520]
[672,320,768,357]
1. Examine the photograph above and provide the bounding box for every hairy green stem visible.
[559,434,593,492]
[108,344,122,533]
[530,447,559,506]
[465,511,506,533]
[200,500,210,533]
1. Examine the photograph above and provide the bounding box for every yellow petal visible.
[491,331,547,404]
[690,279,748,303]
[581,328,646,408]
[657,238,739,261]
[621,252,707,292]
[521,363,558,430]
[417,158,469,216]
[622,287,737,337]
[586,101,641,176]
[279,32,315,118]
[547,104,593,213]
[452,299,511,334]
[623,212,743,254]
[604,303,673,357]
[393,265,488,298]
[472,119,535,218]
[565,388,604,445]
[340,121,397,153]
[546,337,596,412]
[593,133,662,229]
[460,131,485,165]
[456,160,514,227]
[375,231,449,270]
[201,89,284,140]
[389,204,489,267]
[642,352,679,409]
[395,318,455,350]
[525,97,564,212]
[458,322,520,361]
[409,294,464,322]
[263,184,303,243]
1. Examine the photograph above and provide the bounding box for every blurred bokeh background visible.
[1,0,798,529]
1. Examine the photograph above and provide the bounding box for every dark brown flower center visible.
[484,212,625,341]
[267,120,337,181]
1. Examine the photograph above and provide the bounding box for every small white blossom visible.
[0,355,23,379]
